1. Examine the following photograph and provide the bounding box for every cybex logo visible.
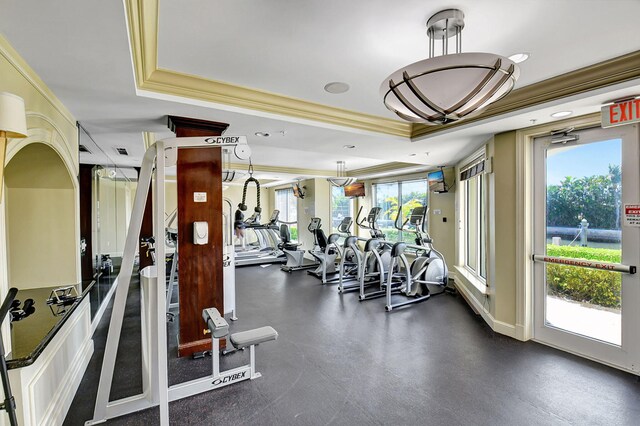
[212,371,247,386]
[204,136,242,145]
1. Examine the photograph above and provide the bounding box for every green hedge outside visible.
[546,245,621,308]
[546,245,621,263]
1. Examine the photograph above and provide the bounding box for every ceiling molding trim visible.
[143,69,412,136]
[348,162,418,177]
[412,50,640,139]
[0,35,76,126]
[124,0,158,84]
[227,162,333,177]
[124,0,411,138]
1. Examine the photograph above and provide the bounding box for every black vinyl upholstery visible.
[279,224,299,251]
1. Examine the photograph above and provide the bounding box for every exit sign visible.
[601,98,640,128]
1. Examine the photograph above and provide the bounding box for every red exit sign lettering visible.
[601,98,640,128]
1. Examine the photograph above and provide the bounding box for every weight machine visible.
[87,136,253,426]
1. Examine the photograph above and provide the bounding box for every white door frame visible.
[529,121,640,373]
[515,113,602,342]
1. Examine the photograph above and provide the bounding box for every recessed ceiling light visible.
[550,111,573,118]
[409,153,417,157]
[255,132,270,137]
[343,144,356,149]
[508,52,530,64]
[324,82,350,94]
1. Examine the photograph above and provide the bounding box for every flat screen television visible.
[344,182,365,198]
[427,170,447,193]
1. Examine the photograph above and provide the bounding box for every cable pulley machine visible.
[86,136,274,426]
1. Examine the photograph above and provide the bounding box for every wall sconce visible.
[0,92,28,200]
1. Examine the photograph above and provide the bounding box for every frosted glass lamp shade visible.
[381,53,519,125]
[0,92,28,138]
[327,177,357,187]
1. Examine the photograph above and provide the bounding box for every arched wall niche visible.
[3,120,80,289]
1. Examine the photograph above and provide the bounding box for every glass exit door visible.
[533,124,640,373]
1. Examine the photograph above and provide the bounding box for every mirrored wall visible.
[88,166,137,318]
[78,124,138,320]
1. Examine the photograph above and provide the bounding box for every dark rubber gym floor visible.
[64,265,640,425]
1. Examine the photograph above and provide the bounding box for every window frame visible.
[458,149,488,284]
[371,178,428,243]
[275,187,298,242]
[330,185,354,233]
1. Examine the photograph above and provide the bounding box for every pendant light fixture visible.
[327,161,356,188]
[380,9,520,125]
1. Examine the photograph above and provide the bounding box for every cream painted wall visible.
[313,178,332,234]
[6,188,76,289]
[427,167,456,271]
[97,178,136,257]
[223,184,271,220]
[296,180,316,251]
[165,180,178,222]
[491,131,517,325]
[453,131,518,332]
[0,35,80,297]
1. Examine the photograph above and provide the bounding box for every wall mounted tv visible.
[427,170,447,193]
[292,183,305,199]
[344,182,365,198]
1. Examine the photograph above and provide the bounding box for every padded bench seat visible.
[230,326,278,349]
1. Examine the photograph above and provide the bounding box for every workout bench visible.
[199,308,277,388]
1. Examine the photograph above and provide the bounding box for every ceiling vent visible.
[115,147,129,156]
[79,144,91,154]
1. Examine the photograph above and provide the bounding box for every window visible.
[330,186,354,233]
[372,179,427,242]
[461,158,487,279]
[275,188,298,241]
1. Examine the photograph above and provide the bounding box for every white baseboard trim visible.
[41,337,94,426]
[455,279,516,339]
[515,323,528,341]
[90,275,118,335]
[493,319,517,338]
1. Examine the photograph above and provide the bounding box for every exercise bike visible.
[308,216,353,284]
[280,218,322,272]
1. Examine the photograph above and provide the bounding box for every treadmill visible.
[235,210,287,266]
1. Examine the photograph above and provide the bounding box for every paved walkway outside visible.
[547,295,620,345]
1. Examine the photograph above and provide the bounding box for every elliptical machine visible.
[308,216,353,283]
[336,206,383,293]
[341,207,398,298]
[383,205,452,311]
